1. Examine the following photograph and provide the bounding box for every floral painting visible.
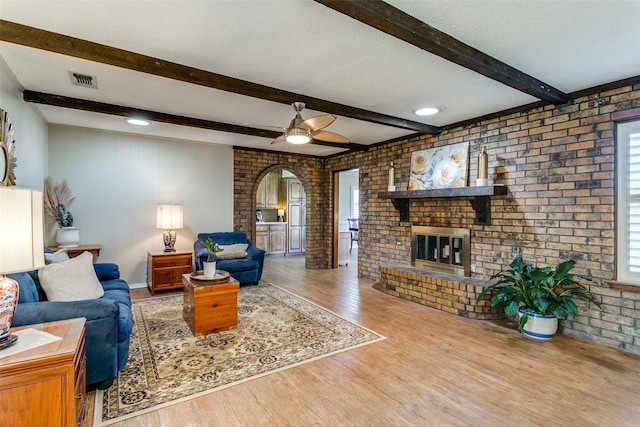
[409,142,469,190]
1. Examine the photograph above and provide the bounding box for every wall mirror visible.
[0,140,8,185]
[0,109,16,186]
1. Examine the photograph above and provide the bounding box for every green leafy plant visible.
[476,256,603,333]
[201,238,224,262]
[55,204,74,227]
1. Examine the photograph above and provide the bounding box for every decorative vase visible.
[518,308,558,340]
[56,227,80,248]
[477,146,488,186]
[388,161,396,191]
[0,275,19,341]
[203,261,217,278]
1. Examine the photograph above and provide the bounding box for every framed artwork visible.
[409,142,469,190]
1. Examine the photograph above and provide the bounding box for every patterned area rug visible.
[94,283,384,426]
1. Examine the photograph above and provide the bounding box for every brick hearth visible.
[379,263,504,320]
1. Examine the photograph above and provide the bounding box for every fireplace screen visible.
[412,226,470,276]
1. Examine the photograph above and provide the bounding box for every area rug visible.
[94,283,385,426]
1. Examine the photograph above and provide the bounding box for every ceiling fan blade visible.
[299,114,336,131]
[270,135,285,145]
[312,130,350,143]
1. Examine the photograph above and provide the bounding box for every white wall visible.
[0,59,48,189]
[48,125,234,285]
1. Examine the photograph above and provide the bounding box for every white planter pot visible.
[519,308,558,340]
[203,261,217,278]
[56,227,80,248]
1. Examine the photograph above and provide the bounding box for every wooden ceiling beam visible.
[1,19,439,135]
[315,0,569,105]
[22,90,371,151]
[22,90,282,139]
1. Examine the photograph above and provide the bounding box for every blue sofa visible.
[194,232,265,286]
[9,262,133,390]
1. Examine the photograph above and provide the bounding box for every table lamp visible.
[277,208,285,222]
[0,188,45,348]
[156,204,183,252]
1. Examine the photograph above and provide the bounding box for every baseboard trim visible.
[129,282,147,289]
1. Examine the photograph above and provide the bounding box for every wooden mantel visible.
[379,185,508,225]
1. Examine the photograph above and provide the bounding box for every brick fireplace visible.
[412,225,470,276]
[378,262,502,320]
[380,225,501,319]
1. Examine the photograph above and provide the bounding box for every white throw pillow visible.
[44,248,70,264]
[216,243,249,260]
[38,251,105,301]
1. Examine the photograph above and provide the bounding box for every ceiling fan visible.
[271,102,350,145]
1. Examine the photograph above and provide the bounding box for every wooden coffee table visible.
[182,271,240,336]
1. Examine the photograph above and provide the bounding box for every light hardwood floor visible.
[85,250,640,426]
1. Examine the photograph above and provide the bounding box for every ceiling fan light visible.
[285,127,311,144]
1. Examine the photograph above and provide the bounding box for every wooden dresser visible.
[0,318,87,427]
[147,250,193,295]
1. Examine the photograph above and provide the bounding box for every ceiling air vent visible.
[69,72,98,89]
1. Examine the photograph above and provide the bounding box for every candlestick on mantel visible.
[477,146,488,186]
[388,161,396,191]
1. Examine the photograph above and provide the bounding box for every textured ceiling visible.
[1,0,639,156]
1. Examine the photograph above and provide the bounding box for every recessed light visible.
[414,107,441,116]
[126,118,150,126]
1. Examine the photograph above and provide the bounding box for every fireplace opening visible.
[412,226,470,276]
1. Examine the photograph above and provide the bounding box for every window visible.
[617,120,640,284]
[350,186,359,219]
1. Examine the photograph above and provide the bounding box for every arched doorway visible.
[255,169,307,257]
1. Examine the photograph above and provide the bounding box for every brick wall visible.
[235,82,640,354]
[233,149,331,268]
[323,83,640,354]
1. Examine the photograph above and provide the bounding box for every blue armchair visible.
[9,262,133,390]
[194,232,265,286]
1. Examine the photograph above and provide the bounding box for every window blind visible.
[628,132,640,272]
[618,120,640,283]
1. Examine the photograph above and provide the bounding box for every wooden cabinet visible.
[287,178,305,202]
[0,318,86,427]
[256,170,281,209]
[286,178,306,254]
[255,224,269,253]
[269,224,287,254]
[182,273,240,336]
[255,223,286,255]
[147,250,193,295]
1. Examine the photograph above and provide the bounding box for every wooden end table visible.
[0,318,87,427]
[182,272,239,336]
[48,244,102,263]
[147,250,193,295]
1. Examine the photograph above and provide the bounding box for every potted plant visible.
[43,177,79,247]
[476,256,603,339]
[201,237,223,278]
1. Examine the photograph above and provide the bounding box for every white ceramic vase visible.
[56,227,80,248]
[203,261,217,278]
[519,308,558,340]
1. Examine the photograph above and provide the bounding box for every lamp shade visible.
[156,204,183,230]
[277,209,285,217]
[0,187,45,274]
